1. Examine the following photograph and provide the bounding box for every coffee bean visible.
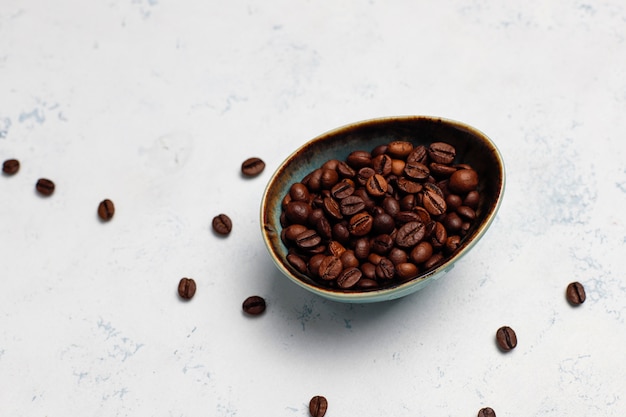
[295,229,322,249]
[212,214,233,235]
[371,234,394,255]
[318,256,343,280]
[340,195,365,216]
[241,157,265,177]
[348,212,373,236]
[365,174,388,197]
[320,168,339,189]
[395,221,426,248]
[464,190,480,209]
[315,216,333,240]
[340,250,359,268]
[372,154,392,176]
[286,201,312,224]
[322,197,343,221]
[566,281,586,305]
[496,326,517,351]
[309,395,328,417]
[337,267,362,289]
[428,142,456,164]
[289,183,310,201]
[375,257,395,280]
[2,159,20,175]
[35,178,55,196]
[404,160,430,180]
[346,150,371,169]
[396,177,422,194]
[396,262,419,281]
[97,199,115,221]
[422,183,447,216]
[331,180,355,199]
[387,140,413,158]
[178,277,196,300]
[372,212,395,234]
[477,407,496,417]
[449,168,479,193]
[353,237,371,260]
[287,253,308,274]
[429,162,457,176]
[242,295,266,315]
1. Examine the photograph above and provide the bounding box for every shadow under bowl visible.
[261,115,505,303]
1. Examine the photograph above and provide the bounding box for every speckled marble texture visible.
[1,1,626,416]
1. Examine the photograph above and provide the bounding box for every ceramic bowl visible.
[260,116,505,303]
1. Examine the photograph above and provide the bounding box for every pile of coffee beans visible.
[279,141,481,290]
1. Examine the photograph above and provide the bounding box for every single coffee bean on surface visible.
[477,407,496,417]
[242,295,266,315]
[2,159,20,175]
[241,157,265,177]
[309,395,328,417]
[496,326,517,351]
[178,277,196,300]
[212,214,233,235]
[566,281,586,305]
[35,178,55,196]
[97,199,115,221]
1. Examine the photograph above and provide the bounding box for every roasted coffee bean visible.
[2,159,19,175]
[396,262,419,281]
[35,178,55,196]
[318,256,343,280]
[407,145,427,163]
[308,254,326,276]
[566,281,586,305]
[360,262,376,279]
[320,168,339,189]
[429,162,457,177]
[346,150,371,169]
[423,252,444,270]
[285,201,311,224]
[287,253,309,274]
[340,195,365,216]
[308,208,325,225]
[366,174,387,197]
[430,222,447,248]
[340,250,359,268]
[372,212,395,234]
[295,229,322,249]
[388,247,408,265]
[414,206,431,224]
[445,194,463,211]
[336,160,356,178]
[372,154,393,176]
[391,159,405,176]
[477,407,496,417]
[327,240,346,258]
[332,222,350,243]
[404,161,430,180]
[303,168,323,191]
[464,190,480,209]
[428,142,456,164]
[357,278,378,289]
[371,234,394,255]
[322,197,343,221]
[399,194,417,211]
[410,241,433,264]
[387,140,413,158]
[445,235,462,253]
[349,212,373,236]
[97,199,115,221]
[178,277,196,300]
[212,214,233,235]
[457,205,476,221]
[395,211,420,224]
[371,144,388,157]
[315,216,333,240]
[289,183,310,201]
[443,212,463,232]
[337,267,362,289]
[309,395,328,417]
[284,224,308,241]
[353,237,371,260]
[396,177,423,194]
[367,252,383,265]
[496,326,517,351]
[331,180,355,199]
[375,257,395,280]
[242,295,266,315]
[422,183,447,216]
[241,157,265,177]
[395,221,426,248]
[382,196,401,217]
[449,168,479,193]
[356,167,375,185]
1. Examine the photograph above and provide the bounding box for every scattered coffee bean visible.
[2,159,20,175]
[241,157,265,177]
[178,277,196,300]
[212,214,233,235]
[242,295,266,315]
[496,326,517,351]
[478,407,496,417]
[279,140,480,290]
[566,281,586,306]
[35,178,55,196]
[97,199,115,221]
[309,395,328,417]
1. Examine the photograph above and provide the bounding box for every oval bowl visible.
[260,116,505,303]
